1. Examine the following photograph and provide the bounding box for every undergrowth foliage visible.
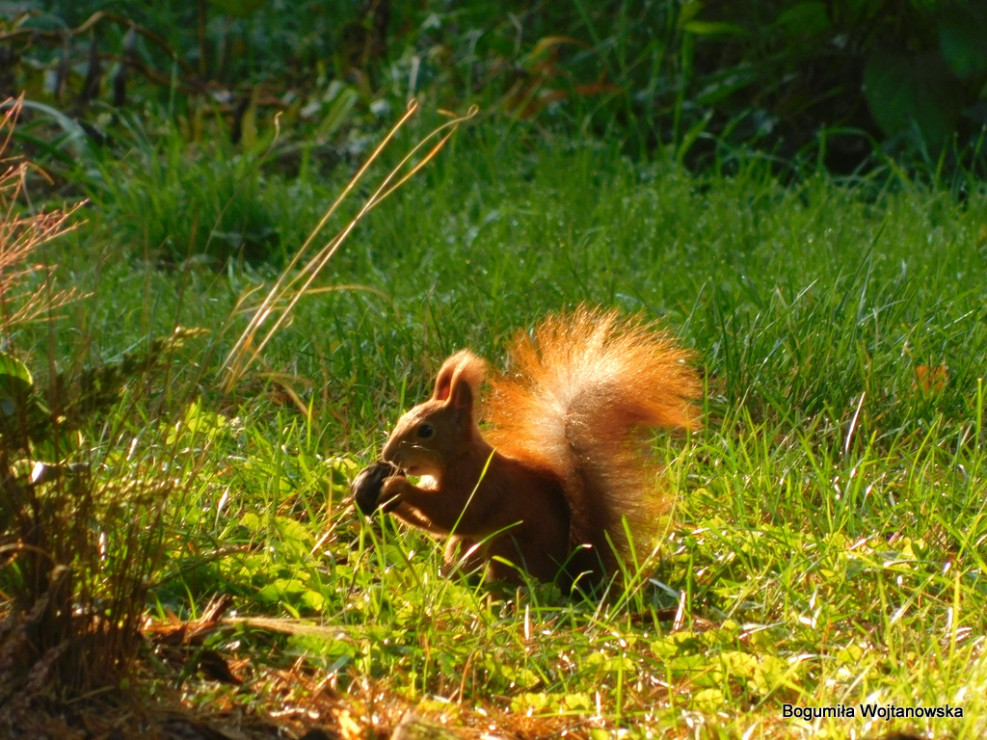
[6,0,987,182]
[0,100,200,705]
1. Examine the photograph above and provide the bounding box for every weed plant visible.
[0,101,206,712]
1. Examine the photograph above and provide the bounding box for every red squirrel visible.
[352,306,701,587]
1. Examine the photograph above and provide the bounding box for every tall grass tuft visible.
[0,99,198,712]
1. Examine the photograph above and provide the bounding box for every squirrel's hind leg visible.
[442,536,539,586]
[441,537,490,579]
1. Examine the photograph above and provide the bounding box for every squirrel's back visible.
[484,306,701,576]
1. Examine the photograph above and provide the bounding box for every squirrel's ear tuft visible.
[432,350,487,405]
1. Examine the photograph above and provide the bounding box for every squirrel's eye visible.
[417,423,434,439]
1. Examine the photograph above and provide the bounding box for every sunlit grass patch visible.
[4,101,987,737]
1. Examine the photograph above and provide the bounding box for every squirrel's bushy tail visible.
[484,306,701,576]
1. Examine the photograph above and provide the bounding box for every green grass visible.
[6,118,987,738]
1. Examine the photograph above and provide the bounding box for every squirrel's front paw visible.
[351,461,403,515]
[379,473,409,513]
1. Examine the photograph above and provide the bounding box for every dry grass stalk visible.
[219,100,478,391]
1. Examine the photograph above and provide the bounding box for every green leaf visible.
[938,4,987,79]
[273,516,316,558]
[863,49,963,151]
[683,20,749,37]
[676,0,705,29]
[0,351,33,403]
[774,2,831,36]
[13,100,91,157]
[510,692,551,713]
[692,687,727,712]
[0,351,34,429]
[317,84,359,139]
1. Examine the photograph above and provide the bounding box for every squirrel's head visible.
[382,350,487,479]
